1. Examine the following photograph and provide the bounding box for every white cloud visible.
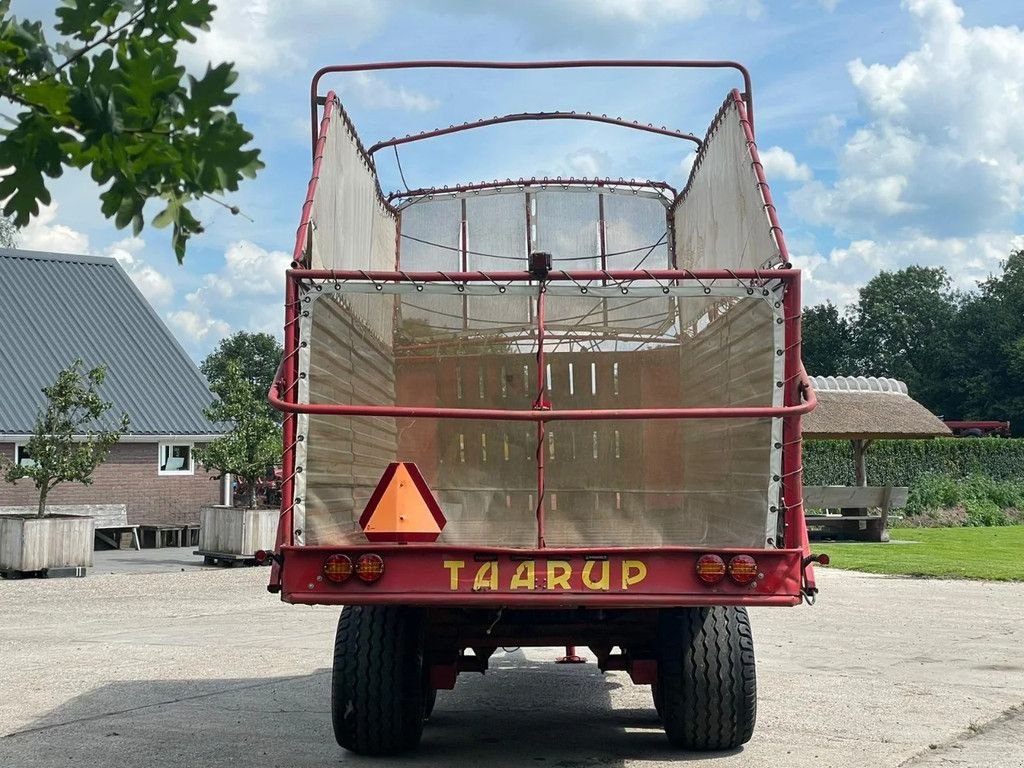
[167,310,232,345]
[343,73,439,113]
[679,151,697,181]
[220,240,290,295]
[808,114,846,147]
[16,205,175,306]
[426,0,761,47]
[796,0,1024,238]
[106,237,175,307]
[18,203,90,254]
[759,146,812,182]
[183,0,388,90]
[795,231,1022,307]
[173,240,290,349]
[565,148,610,178]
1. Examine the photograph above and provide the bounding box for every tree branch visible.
[51,5,147,78]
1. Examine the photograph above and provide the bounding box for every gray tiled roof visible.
[0,248,224,437]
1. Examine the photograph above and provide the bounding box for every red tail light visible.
[728,555,758,585]
[355,553,385,583]
[323,554,353,583]
[696,554,726,585]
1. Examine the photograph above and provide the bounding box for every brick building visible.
[0,248,228,525]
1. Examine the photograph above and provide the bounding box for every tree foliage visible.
[801,301,854,379]
[802,251,1024,436]
[193,361,281,508]
[0,0,263,261]
[1,359,129,516]
[201,331,282,395]
[200,330,282,424]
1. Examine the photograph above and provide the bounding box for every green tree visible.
[201,331,283,419]
[194,362,281,508]
[801,301,855,376]
[947,250,1024,435]
[0,0,263,261]
[850,266,960,408]
[1,359,129,516]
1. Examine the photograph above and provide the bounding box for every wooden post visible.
[852,438,872,487]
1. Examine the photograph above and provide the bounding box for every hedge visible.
[802,438,1024,488]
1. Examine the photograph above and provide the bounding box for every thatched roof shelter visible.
[803,376,950,487]
[804,376,951,441]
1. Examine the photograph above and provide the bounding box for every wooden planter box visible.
[198,506,277,557]
[0,514,95,572]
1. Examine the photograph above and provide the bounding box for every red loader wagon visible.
[266,60,821,756]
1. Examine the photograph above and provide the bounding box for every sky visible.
[7,0,1024,361]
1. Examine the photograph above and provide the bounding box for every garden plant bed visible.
[0,513,95,578]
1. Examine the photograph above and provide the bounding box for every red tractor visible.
[266,61,819,756]
[943,420,1011,437]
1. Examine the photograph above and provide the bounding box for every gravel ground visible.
[0,564,1022,767]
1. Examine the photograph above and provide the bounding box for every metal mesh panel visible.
[299,280,780,549]
[603,193,671,270]
[671,96,782,331]
[308,99,397,341]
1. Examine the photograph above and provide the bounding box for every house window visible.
[158,443,194,475]
[14,444,36,468]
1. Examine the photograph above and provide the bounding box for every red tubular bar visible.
[269,391,814,422]
[269,267,817,422]
[271,269,301,570]
[288,267,797,282]
[367,112,703,157]
[311,60,754,157]
[733,90,792,271]
[389,177,677,205]
[293,92,337,265]
[535,284,547,546]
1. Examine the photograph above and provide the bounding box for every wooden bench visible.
[802,486,909,542]
[59,504,141,550]
[139,524,185,548]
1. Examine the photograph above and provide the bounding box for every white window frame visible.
[158,442,195,476]
[14,443,36,468]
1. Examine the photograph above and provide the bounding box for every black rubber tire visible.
[652,682,664,719]
[656,606,757,750]
[424,687,438,720]
[331,606,426,755]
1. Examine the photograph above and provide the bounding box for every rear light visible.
[355,553,385,583]
[323,554,353,583]
[728,555,758,585]
[696,554,726,585]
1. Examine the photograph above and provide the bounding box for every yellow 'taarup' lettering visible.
[622,560,647,589]
[582,560,610,591]
[473,561,498,591]
[547,560,572,590]
[443,560,465,590]
[510,560,536,590]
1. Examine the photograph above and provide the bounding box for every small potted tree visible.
[194,361,281,563]
[1,360,128,574]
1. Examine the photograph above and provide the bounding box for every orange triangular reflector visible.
[358,462,446,543]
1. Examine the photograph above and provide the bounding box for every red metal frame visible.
[269,266,816,603]
[366,111,703,158]
[311,60,755,156]
[388,177,677,206]
[278,545,804,608]
[271,60,821,604]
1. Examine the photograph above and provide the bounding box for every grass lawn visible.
[822,525,1024,581]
